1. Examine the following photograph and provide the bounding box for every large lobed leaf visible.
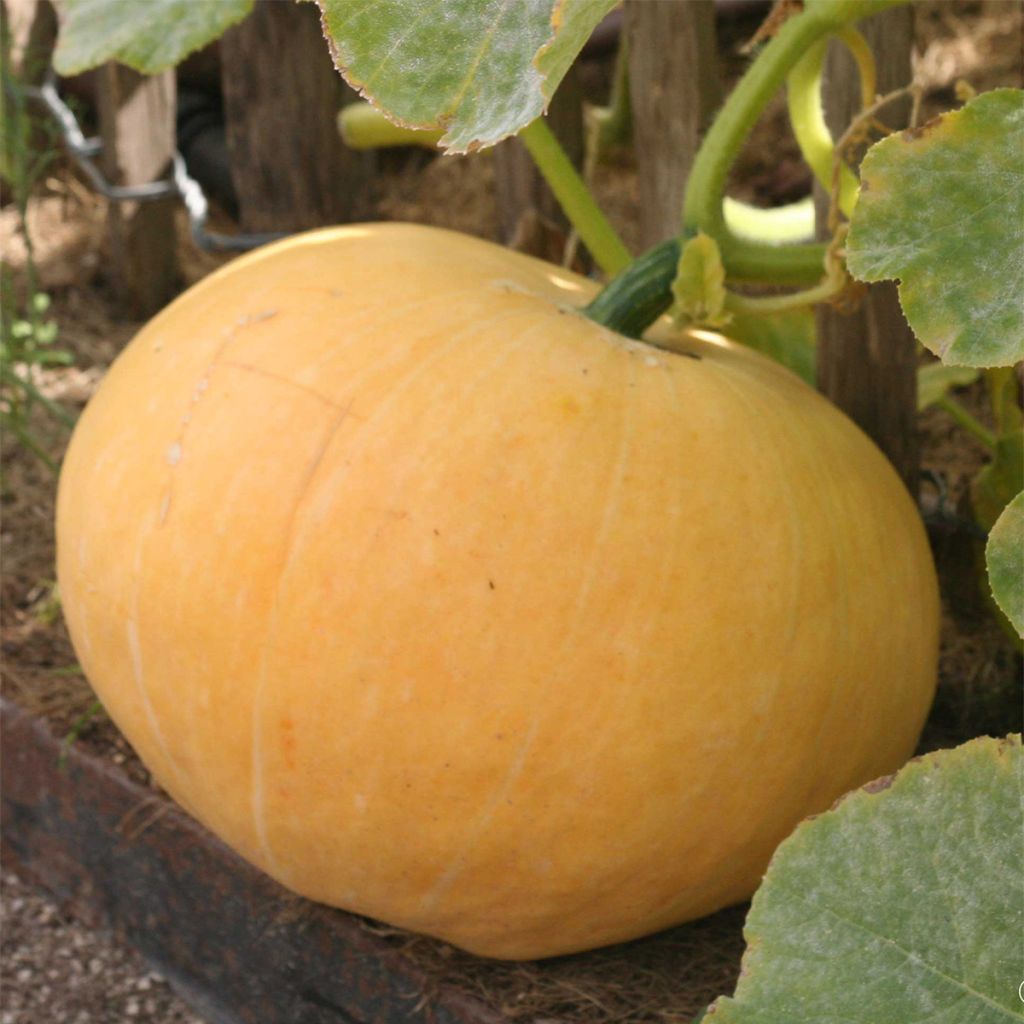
[986,491,1024,638]
[847,89,1024,369]
[315,0,617,153]
[709,735,1023,1023]
[54,0,253,75]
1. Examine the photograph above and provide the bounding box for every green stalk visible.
[581,238,681,336]
[787,23,877,221]
[786,40,860,218]
[339,104,632,278]
[585,0,906,333]
[338,102,442,150]
[938,396,997,450]
[725,273,845,317]
[518,118,632,277]
[681,13,836,282]
[590,31,632,155]
[341,100,818,249]
[682,0,904,285]
[723,197,815,243]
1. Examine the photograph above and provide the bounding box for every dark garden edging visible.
[0,698,503,1024]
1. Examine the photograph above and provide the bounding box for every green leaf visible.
[710,735,1024,1024]
[671,233,730,328]
[534,0,610,102]
[986,492,1024,638]
[847,89,1024,368]
[917,362,980,410]
[53,0,253,75]
[728,308,816,385]
[316,0,617,153]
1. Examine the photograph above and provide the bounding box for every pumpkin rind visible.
[56,224,939,959]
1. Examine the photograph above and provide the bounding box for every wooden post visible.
[219,0,371,233]
[5,0,57,82]
[493,63,585,262]
[95,65,179,318]
[815,7,919,495]
[626,0,720,250]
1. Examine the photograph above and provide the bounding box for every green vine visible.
[581,238,682,337]
[518,119,633,276]
[786,33,866,219]
[586,0,909,334]
[937,397,997,450]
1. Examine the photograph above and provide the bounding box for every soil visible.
[2,3,1022,1023]
[0,872,205,1024]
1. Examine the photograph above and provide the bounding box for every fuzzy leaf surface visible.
[709,736,1024,1024]
[315,0,616,153]
[54,0,253,75]
[847,89,1024,368]
[986,491,1024,638]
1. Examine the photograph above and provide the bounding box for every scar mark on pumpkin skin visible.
[238,300,549,877]
[156,324,242,528]
[157,306,289,525]
[217,361,347,410]
[237,310,278,326]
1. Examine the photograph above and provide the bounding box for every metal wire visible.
[171,152,284,252]
[23,69,285,253]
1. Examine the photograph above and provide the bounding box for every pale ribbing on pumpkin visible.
[56,224,939,960]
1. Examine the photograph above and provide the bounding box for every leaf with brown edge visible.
[708,736,1024,1024]
[847,89,1024,369]
[54,0,253,75]
[315,0,617,154]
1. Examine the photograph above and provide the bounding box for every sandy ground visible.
[1,871,207,1024]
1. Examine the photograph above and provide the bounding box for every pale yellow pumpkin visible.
[56,224,939,959]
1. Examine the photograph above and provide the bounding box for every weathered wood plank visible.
[0,698,504,1024]
[220,1,370,233]
[626,0,720,250]
[815,7,919,495]
[95,64,179,317]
